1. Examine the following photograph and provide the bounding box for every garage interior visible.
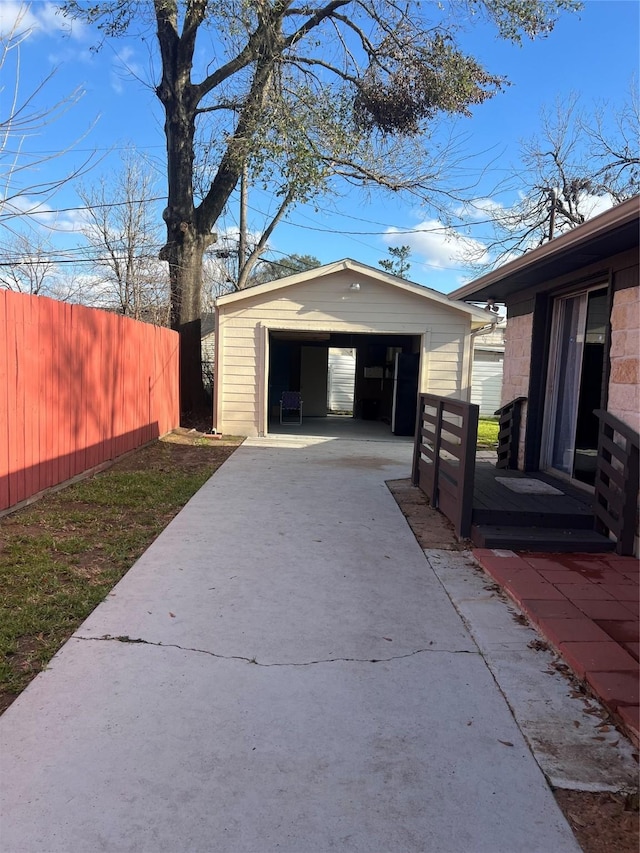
[268,330,421,436]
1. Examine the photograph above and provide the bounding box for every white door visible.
[301,346,329,417]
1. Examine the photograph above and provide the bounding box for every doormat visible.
[495,477,564,495]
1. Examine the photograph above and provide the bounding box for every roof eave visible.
[449,196,640,304]
[216,257,492,323]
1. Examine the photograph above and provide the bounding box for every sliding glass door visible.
[543,287,607,486]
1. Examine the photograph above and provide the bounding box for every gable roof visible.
[215,258,493,325]
[449,196,640,305]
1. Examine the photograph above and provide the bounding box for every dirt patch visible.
[555,790,639,853]
[114,434,239,474]
[386,478,463,550]
[388,477,640,853]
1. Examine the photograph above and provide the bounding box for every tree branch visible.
[236,186,296,290]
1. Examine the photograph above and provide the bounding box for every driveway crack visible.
[77,634,477,666]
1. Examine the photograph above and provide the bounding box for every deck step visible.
[470,524,616,553]
[471,509,594,529]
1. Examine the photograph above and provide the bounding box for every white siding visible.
[328,349,356,413]
[471,352,504,416]
[216,269,472,435]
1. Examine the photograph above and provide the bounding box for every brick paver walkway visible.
[473,549,639,746]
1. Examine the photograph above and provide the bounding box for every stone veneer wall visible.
[501,312,533,469]
[608,284,640,434]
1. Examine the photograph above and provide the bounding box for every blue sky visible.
[2,0,639,294]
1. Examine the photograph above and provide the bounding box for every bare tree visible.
[0,4,93,226]
[0,228,96,302]
[76,153,170,324]
[466,86,640,264]
[0,230,55,294]
[60,0,580,415]
[248,253,321,285]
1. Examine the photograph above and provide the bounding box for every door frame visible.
[541,282,608,484]
[260,323,430,436]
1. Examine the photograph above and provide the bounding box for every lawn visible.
[477,417,499,447]
[0,434,240,714]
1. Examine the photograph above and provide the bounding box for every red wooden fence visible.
[0,291,180,511]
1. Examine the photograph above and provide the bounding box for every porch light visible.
[350,282,361,291]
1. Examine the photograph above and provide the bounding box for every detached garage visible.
[213,259,493,437]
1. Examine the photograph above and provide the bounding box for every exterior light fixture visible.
[349,282,361,291]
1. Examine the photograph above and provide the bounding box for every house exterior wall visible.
[215,269,473,436]
[609,276,640,434]
[501,313,533,405]
[499,252,639,473]
[500,313,532,467]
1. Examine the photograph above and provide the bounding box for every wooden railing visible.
[593,410,639,556]
[412,394,479,539]
[494,397,527,469]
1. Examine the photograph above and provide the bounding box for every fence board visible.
[0,292,9,508]
[413,393,478,539]
[0,292,180,511]
[23,296,38,500]
[6,295,21,504]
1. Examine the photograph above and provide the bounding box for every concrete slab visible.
[2,639,579,853]
[75,438,474,661]
[426,549,638,792]
[1,437,582,852]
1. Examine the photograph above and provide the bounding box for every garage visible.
[213,259,493,437]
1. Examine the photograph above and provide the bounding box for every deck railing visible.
[593,410,639,556]
[494,397,527,469]
[412,394,479,539]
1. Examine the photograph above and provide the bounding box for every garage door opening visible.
[267,331,420,437]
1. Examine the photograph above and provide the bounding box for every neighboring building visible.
[201,312,216,394]
[213,259,493,437]
[471,320,505,417]
[450,195,639,488]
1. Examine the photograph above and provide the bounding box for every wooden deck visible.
[470,460,615,552]
[412,394,634,554]
[472,462,594,528]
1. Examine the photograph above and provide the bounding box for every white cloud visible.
[454,197,505,222]
[0,2,35,39]
[111,46,144,94]
[384,219,490,270]
[1,193,86,233]
[47,46,94,65]
[574,192,616,220]
[0,2,85,41]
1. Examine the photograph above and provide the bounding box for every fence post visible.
[458,403,479,538]
[429,399,444,507]
[411,394,423,486]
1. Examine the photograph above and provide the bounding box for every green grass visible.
[477,417,499,447]
[0,439,239,711]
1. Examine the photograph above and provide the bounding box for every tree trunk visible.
[165,228,210,417]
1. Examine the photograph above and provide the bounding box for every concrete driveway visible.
[0,435,581,852]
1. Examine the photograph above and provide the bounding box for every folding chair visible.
[280,391,303,425]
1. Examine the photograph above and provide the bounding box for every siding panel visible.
[217,268,474,435]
